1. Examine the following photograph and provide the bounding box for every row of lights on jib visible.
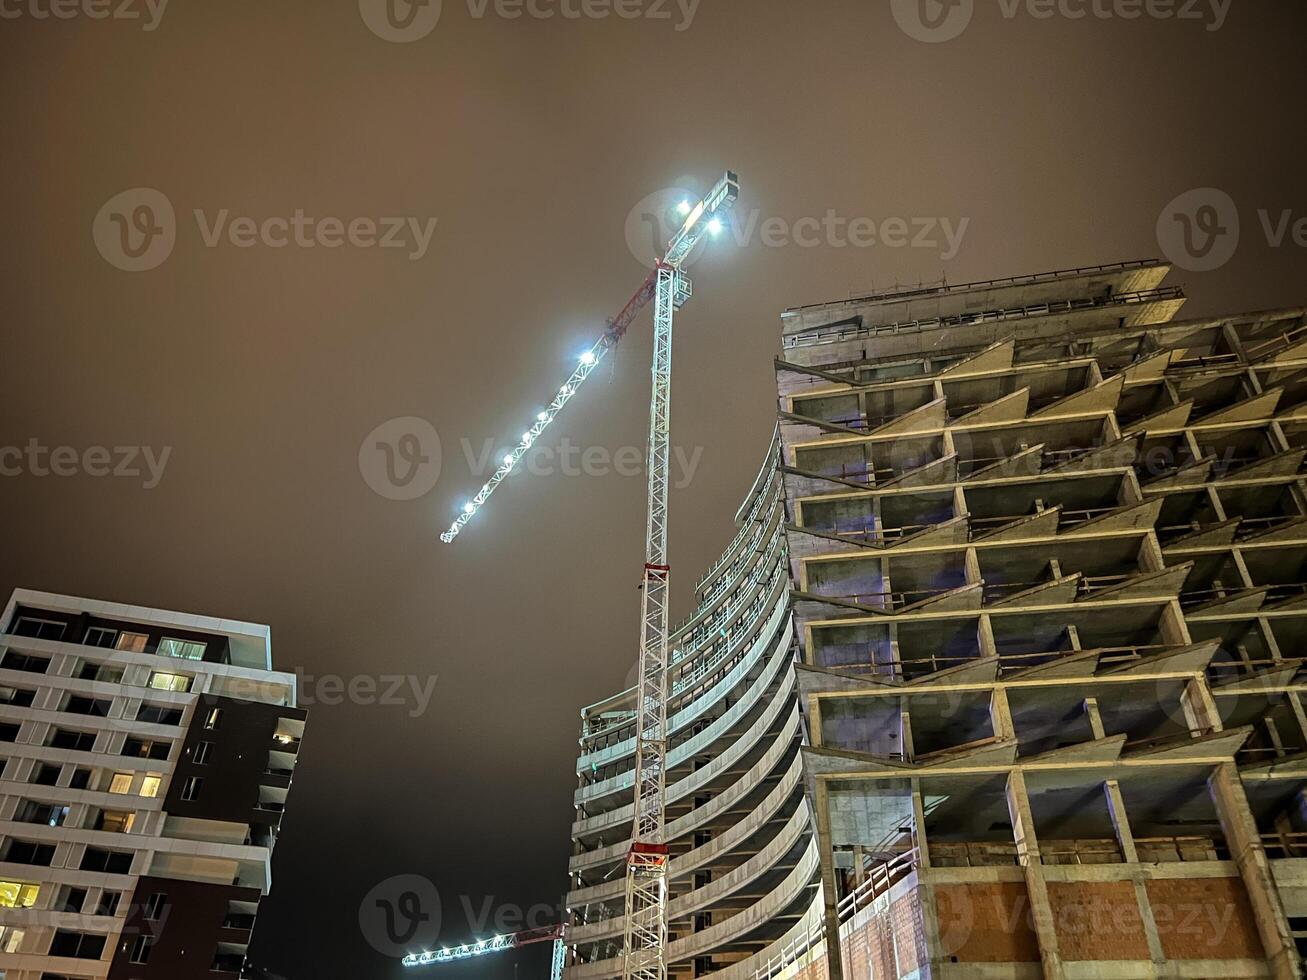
[457,346,601,519]
[454,196,725,522]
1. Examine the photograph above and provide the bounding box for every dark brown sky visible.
[2,1,1306,976]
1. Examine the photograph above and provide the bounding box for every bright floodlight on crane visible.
[437,170,739,545]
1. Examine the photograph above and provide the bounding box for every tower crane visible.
[433,171,740,980]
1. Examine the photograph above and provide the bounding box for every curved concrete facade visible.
[563,437,825,979]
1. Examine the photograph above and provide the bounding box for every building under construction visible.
[565,259,1307,979]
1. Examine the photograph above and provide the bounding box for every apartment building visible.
[0,589,306,979]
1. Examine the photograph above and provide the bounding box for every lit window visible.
[0,881,39,909]
[0,925,24,952]
[157,638,205,660]
[115,632,148,652]
[203,708,222,730]
[149,672,190,693]
[108,773,133,795]
[99,811,135,834]
[140,774,162,799]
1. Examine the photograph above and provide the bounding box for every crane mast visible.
[435,172,739,980]
[624,172,738,980]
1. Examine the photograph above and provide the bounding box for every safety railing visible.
[751,847,920,980]
[782,287,1185,350]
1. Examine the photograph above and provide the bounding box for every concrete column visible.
[1083,697,1105,740]
[900,704,915,762]
[813,779,846,980]
[1180,677,1222,735]
[1103,779,1138,863]
[1006,769,1064,980]
[911,779,945,973]
[1209,762,1301,980]
[990,687,1015,742]
[1102,774,1170,974]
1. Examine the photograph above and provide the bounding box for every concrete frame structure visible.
[564,258,1307,978]
[0,590,306,979]
[778,260,1307,979]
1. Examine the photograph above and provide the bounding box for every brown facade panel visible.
[1144,876,1267,962]
[1046,879,1150,961]
[934,882,1041,963]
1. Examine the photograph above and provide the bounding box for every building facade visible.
[0,590,306,979]
[780,259,1307,979]
[565,258,1307,979]
[565,438,821,979]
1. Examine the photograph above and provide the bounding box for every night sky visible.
[3,1,1307,976]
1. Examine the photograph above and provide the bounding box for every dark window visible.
[144,892,168,921]
[12,617,66,641]
[0,722,21,742]
[49,729,96,752]
[83,627,117,648]
[57,887,87,913]
[181,776,203,801]
[194,741,214,765]
[96,890,121,916]
[64,696,112,718]
[130,934,152,964]
[136,704,183,726]
[2,652,50,674]
[69,768,91,790]
[78,661,123,683]
[80,848,132,874]
[49,929,105,959]
[5,840,56,866]
[0,686,35,707]
[31,763,61,786]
